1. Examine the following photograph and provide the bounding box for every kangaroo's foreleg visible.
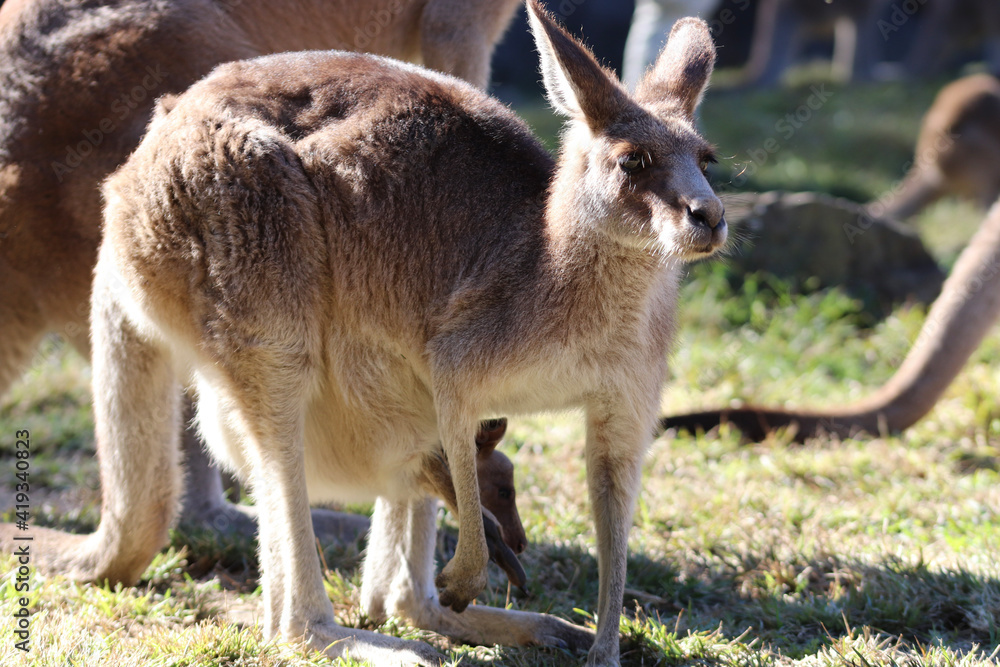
[430,399,488,612]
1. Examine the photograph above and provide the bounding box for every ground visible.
[1,75,999,665]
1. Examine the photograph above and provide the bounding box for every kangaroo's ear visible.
[527,0,629,130]
[153,93,179,120]
[635,17,715,117]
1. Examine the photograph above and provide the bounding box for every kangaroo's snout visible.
[685,196,724,229]
[677,193,727,256]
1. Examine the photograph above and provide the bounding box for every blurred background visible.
[486,0,1000,318]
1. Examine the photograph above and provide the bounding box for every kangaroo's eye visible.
[699,153,718,174]
[618,152,646,173]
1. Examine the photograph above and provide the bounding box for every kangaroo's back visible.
[103,52,554,344]
[879,73,1000,220]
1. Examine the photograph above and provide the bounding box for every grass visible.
[3,73,1000,665]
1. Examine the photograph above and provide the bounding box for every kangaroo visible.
[21,2,724,663]
[0,0,523,551]
[660,197,1000,443]
[420,418,528,585]
[740,0,888,87]
[876,74,1000,221]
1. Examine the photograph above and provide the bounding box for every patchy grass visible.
[3,74,1000,665]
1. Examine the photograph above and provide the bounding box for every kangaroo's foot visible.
[303,620,444,666]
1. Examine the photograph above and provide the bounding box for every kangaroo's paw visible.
[435,556,488,613]
[303,621,444,666]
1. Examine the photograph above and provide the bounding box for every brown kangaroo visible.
[876,74,1000,221]
[660,197,1000,443]
[21,2,725,663]
[0,0,525,555]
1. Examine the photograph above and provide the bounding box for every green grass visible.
[4,72,1000,665]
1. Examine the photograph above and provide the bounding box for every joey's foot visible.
[482,511,525,588]
[435,556,488,613]
[303,621,444,666]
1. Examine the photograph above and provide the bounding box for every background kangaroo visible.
[877,74,1000,221]
[35,2,725,664]
[0,0,524,550]
[660,197,1000,443]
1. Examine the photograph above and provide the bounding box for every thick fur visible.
[661,197,1000,444]
[878,74,1000,221]
[0,0,523,557]
[85,3,725,664]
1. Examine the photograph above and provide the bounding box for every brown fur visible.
[420,419,528,586]
[661,197,1000,443]
[0,0,525,564]
[877,74,1000,221]
[55,3,725,664]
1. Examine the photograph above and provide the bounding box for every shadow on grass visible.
[165,518,999,662]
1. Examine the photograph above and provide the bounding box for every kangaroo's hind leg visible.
[360,496,594,653]
[0,258,184,584]
[199,346,442,665]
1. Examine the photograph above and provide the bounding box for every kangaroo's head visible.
[528,1,725,261]
[474,418,526,554]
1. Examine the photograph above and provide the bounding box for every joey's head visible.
[474,419,526,554]
[528,1,726,261]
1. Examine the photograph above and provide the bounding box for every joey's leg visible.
[583,402,651,667]
[361,497,594,652]
[222,359,441,666]
[1,268,182,584]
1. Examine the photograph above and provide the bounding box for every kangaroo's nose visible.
[686,197,724,229]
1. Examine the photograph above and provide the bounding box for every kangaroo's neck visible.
[509,160,680,346]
